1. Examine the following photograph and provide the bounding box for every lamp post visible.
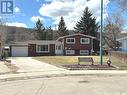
[100,0,103,65]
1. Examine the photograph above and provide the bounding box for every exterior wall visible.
[63,35,92,55]
[117,37,127,52]
[121,39,127,51]
[28,44,55,56]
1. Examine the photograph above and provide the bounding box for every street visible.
[0,75,127,95]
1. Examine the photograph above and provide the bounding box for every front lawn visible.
[33,56,127,70]
[33,56,106,66]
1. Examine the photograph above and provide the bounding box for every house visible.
[9,34,96,57]
[117,37,127,51]
[10,41,62,56]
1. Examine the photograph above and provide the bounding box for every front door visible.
[28,44,36,56]
[55,45,63,55]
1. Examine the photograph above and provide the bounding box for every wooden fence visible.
[110,51,127,64]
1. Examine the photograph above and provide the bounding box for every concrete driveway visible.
[0,61,10,74]
[10,57,66,73]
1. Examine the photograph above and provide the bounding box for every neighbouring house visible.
[9,33,96,57]
[117,37,127,51]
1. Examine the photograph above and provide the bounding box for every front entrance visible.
[55,45,63,55]
[28,44,36,56]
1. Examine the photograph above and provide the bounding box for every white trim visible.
[66,38,75,44]
[66,50,75,55]
[10,40,61,45]
[27,40,61,44]
[57,33,96,41]
[80,38,90,44]
[36,44,49,53]
[80,50,89,55]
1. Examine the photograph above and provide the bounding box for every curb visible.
[1,70,127,82]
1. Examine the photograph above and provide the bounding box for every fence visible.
[110,51,127,64]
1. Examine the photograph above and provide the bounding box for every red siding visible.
[64,35,92,55]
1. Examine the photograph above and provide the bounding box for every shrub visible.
[1,51,8,61]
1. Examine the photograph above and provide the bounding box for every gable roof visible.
[9,40,61,46]
[57,33,96,41]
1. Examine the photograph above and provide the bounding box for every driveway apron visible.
[10,57,66,73]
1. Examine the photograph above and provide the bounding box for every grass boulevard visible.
[33,56,127,70]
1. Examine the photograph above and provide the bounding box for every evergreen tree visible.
[57,16,69,37]
[74,7,99,37]
[36,19,42,32]
[35,19,45,40]
[45,26,53,40]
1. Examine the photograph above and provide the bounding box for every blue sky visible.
[1,0,127,30]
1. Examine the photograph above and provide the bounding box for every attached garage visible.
[11,45,28,57]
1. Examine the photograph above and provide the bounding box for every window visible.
[80,50,89,55]
[80,38,90,44]
[66,50,75,55]
[37,45,49,52]
[66,38,75,44]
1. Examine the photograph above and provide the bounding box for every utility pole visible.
[100,0,103,65]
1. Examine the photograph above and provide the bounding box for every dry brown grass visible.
[33,56,127,70]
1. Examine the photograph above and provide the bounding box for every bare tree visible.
[117,0,127,12]
[103,13,124,50]
[0,21,7,55]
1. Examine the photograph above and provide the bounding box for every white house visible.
[117,37,127,51]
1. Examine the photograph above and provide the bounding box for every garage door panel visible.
[12,46,28,57]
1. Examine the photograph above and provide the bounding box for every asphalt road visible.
[0,75,127,95]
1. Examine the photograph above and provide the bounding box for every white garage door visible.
[11,46,28,57]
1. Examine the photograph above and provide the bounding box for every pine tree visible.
[35,19,45,40]
[74,7,99,37]
[57,16,69,37]
[36,19,42,32]
[45,26,53,40]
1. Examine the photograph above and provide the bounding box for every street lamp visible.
[100,0,103,65]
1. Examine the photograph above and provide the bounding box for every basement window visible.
[80,50,89,55]
[66,50,75,55]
